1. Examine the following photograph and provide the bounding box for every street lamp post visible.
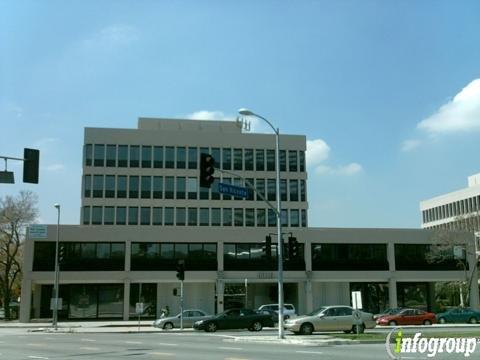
[53,203,61,330]
[238,108,285,339]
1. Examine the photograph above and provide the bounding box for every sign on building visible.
[29,224,48,239]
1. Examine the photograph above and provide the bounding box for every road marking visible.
[125,340,142,344]
[81,338,97,342]
[296,351,323,355]
[27,343,47,347]
[219,347,243,351]
[28,356,49,359]
[158,343,178,347]
[150,352,175,356]
[224,358,248,360]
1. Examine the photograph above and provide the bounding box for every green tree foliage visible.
[0,191,38,320]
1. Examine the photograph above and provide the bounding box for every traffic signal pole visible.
[180,280,184,330]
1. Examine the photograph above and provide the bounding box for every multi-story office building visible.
[420,173,480,232]
[19,118,479,322]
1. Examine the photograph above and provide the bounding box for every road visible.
[0,327,479,359]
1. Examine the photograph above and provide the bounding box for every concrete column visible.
[387,241,396,272]
[125,239,131,271]
[19,279,32,322]
[389,278,398,309]
[305,279,313,313]
[304,237,312,272]
[123,279,130,320]
[217,241,224,271]
[33,284,42,319]
[216,279,224,314]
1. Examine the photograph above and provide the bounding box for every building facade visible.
[19,118,480,322]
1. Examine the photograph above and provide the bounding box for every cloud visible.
[315,163,363,176]
[307,138,362,176]
[306,139,330,166]
[401,139,421,152]
[417,79,480,135]
[185,110,232,121]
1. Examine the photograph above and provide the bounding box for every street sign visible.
[218,182,248,198]
[29,224,48,239]
[50,298,63,310]
[135,302,144,314]
[352,291,362,310]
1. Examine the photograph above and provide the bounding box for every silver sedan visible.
[153,309,211,329]
[284,305,376,335]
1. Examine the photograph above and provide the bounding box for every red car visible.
[376,308,436,326]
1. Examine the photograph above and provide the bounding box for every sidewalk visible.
[0,320,358,346]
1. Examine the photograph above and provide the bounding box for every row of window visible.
[82,206,307,228]
[83,175,306,202]
[422,195,480,223]
[32,242,463,272]
[84,144,305,172]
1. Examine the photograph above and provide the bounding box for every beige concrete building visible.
[19,118,480,322]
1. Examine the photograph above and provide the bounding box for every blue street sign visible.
[218,182,248,198]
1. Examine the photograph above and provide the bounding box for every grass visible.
[334,331,479,342]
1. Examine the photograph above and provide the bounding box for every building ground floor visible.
[22,275,480,321]
[20,226,480,322]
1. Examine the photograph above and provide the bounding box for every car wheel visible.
[469,317,478,324]
[438,317,446,324]
[163,322,174,330]
[300,323,313,335]
[352,324,365,334]
[423,320,432,325]
[205,322,217,332]
[251,321,263,332]
[388,320,397,326]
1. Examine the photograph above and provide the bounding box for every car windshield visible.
[307,307,327,316]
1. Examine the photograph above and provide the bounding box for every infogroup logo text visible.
[385,328,478,359]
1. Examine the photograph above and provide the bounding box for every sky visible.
[1,0,480,228]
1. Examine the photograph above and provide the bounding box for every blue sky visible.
[1,0,480,228]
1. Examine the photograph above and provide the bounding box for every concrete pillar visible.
[216,279,224,314]
[217,241,224,271]
[389,278,398,309]
[123,279,130,320]
[125,239,131,271]
[19,279,32,322]
[304,236,312,272]
[387,241,396,272]
[33,284,42,319]
[305,279,313,313]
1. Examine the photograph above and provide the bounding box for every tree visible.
[0,191,38,320]
[426,225,477,308]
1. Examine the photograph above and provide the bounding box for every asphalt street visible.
[0,328,479,360]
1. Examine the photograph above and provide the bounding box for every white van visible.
[258,303,297,319]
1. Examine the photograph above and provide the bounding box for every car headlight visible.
[195,320,204,325]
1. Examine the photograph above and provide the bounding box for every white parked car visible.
[284,305,376,335]
[153,309,210,329]
[257,303,297,319]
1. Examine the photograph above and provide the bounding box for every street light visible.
[53,203,60,330]
[238,108,285,339]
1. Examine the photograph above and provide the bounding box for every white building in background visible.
[420,173,480,253]
[19,118,479,322]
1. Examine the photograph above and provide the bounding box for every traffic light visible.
[199,153,215,188]
[23,148,40,184]
[173,288,178,296]
[176,259,185,281]
[264,235,272,258]
[288,236,299,259]
[58,244,65,265]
